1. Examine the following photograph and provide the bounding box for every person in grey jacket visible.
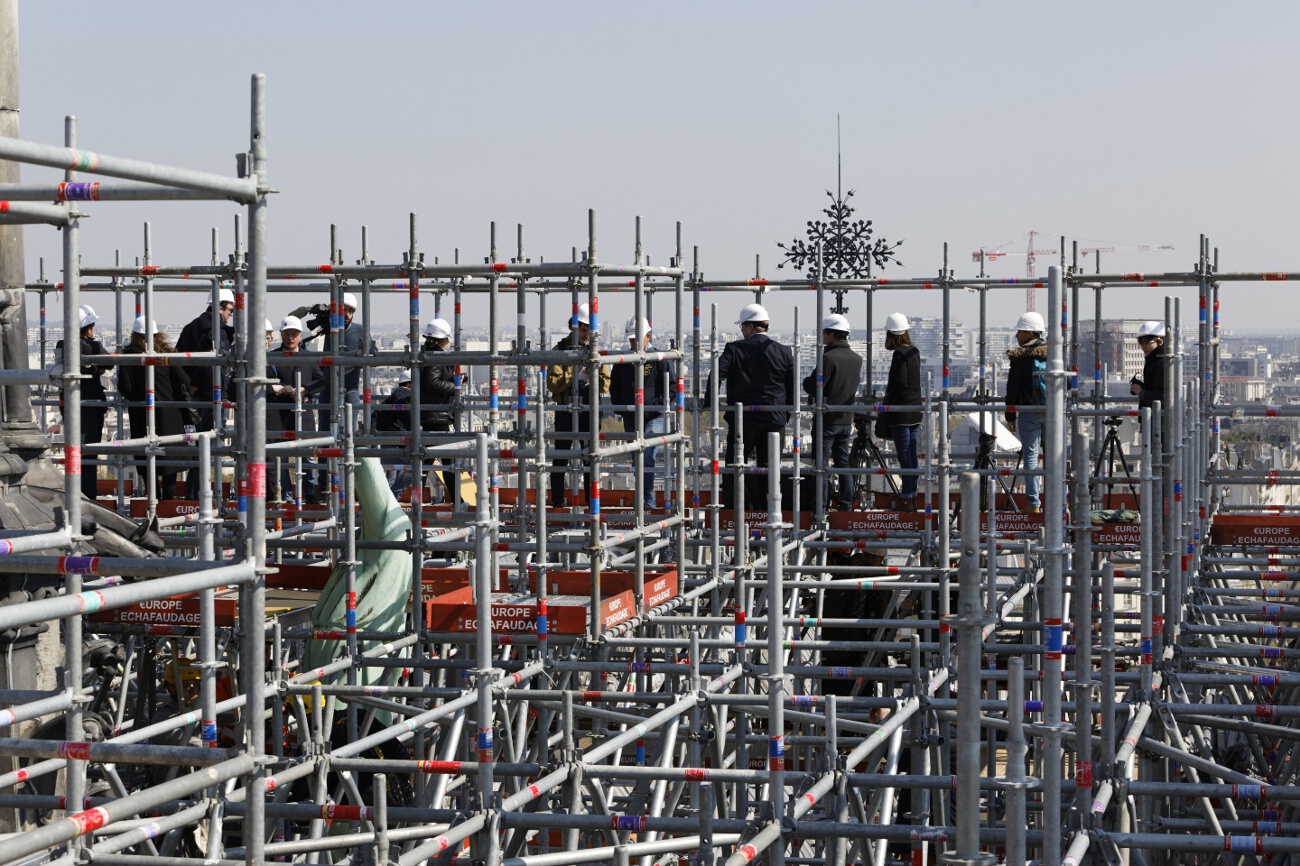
[803,313,862,510]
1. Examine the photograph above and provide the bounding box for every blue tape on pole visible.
[201,722,217,744]
[735,623,746,647]
[346,609,357,628]
[478,729,493,751]
[536,614,547,637]
[1025,700,1043,713]
[769,736,784,758]
[635,742,645,763]
[1046,623,1063,653]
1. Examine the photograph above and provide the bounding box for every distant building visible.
[1220,377,1268,403]
[1077,319,1148,382]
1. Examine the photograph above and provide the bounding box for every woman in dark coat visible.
[118,318,192,499]
[879,313,923,511]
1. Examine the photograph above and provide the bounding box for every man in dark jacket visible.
[267,315,319,503]
[1130,320,1168,410]
[176,287,235,499]
[710,303,795,511]
[546,304,611,508]
[420,318,460,505]
[319,292,374,436]
[376,370,414,497]
[610,317,673,510]
[1004,311,1048,512]
[803,313,863,510]
[53,304,111,500]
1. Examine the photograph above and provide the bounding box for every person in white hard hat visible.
[319,290,373,436]
[1004,311,1048,512]
[264,318,275,350]
[176,285,236,498]
[802,312,863,511]
[708,302,795,511]
[268,315,321,503]
[420,318,461,506]
[377,370,415,497]
[609,317,673,510]
[1130,320,1168,410]
[547,303,611,507]
[119,317,192,499]
[52,304,112,499]
[878,313,922,511]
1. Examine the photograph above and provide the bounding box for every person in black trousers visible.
[267,315,322,503]
[118,317,192,500]
[420,318,464,506]
[176,287,234,499]
[547,305,610,508]
[53,304,111,500]
[376,369,414,497]
[803,313,863,511]
[878,313,923,511]
[1130,320,1168,410]
[710,303,795,512]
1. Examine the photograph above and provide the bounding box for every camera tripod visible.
[849,423,903,509]
[1093,417,1139,510]
[974,428,1024,512]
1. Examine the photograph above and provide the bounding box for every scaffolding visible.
[0,75,1298,866]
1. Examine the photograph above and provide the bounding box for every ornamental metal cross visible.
[776,188,903,315]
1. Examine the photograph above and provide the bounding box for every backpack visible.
[1030,356,1047,405]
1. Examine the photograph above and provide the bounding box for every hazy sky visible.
[12,2,1300,339]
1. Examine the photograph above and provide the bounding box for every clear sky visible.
[12,1,1300,339]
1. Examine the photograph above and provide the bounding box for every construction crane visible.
[973,231,1175,312]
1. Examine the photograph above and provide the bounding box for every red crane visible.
[973,232,1175,312]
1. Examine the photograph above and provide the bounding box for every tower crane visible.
[972,231,1175,312]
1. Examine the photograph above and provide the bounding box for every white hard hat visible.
[574,303,591,327]
[78,305,97,329]
[734,303,770,325]
[397,369,412,384]
[424,318,452,339]
[1015,311,1046,334]
[822,313,851,334]
[265,318,274,332]
[342,292,358,311]
[884,312,909,335]
[218,287,235,306]
[131,316,157,335]
[1137,320,1166,339]
[625,316,650,338]
[280,315,304,333]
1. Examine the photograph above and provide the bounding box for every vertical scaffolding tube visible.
[473,432,499,864]
[242,71,270,866]
[953,471,983,864]
[1042,265,1067,866]
[60,112,87,834]
[765,430,786,866]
